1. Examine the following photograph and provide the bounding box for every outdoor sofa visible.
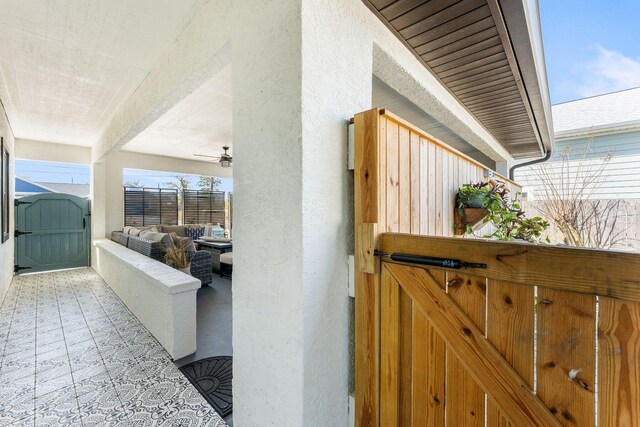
[110,224,213,286]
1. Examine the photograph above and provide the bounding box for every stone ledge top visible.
[94,239,200,294]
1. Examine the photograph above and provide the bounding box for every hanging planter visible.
[453,180,550,243]
[454,205,488,235]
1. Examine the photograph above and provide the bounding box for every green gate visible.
[15,193,91,274]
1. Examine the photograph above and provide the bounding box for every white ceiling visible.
[0,0,207,146]
[122,65,232,161]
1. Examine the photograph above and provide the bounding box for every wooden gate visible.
[15,193,91,274]
[354,109,640,426]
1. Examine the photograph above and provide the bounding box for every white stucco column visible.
[231,2,305,425]
[90,155,124,255]
[232,1,371,425]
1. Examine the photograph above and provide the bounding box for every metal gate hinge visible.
[14,199,32,206]
[14,230,32,238]
[14,265,31,273]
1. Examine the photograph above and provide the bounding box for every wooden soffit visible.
[364,0,553,160]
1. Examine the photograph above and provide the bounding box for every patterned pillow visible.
[185,227,205,240]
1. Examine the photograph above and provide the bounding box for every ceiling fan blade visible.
[193,153,221,159]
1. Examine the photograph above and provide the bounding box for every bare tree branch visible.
[527,137,622,249]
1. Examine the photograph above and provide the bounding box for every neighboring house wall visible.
[515,130,640,200]
[0,100,15,304]
[515,129,640,250]
[15,177,51,195]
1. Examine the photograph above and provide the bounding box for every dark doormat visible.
[179,356,233,417]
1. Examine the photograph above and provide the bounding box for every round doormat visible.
[179,356,233,417]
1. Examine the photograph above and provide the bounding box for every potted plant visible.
[455,180,509,234]
[164,238,191,274]
[456,180,550,243]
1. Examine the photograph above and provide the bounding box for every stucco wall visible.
[85,0,518,425]
[0,100,15,304]
[15,139,91,164]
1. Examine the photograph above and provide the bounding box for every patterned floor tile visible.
[34,386,82,427]
[0,268,227,426]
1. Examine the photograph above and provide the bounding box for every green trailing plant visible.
[457,180,550,243]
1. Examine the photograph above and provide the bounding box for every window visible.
[1,137,9,243]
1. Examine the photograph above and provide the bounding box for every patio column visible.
[231,1,371,425]
[90,156,124,261]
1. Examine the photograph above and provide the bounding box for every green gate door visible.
[15,193,90,274]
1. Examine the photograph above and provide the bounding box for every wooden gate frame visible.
[354,108,640,426]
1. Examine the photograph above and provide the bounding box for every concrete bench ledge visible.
[93,239,199,359]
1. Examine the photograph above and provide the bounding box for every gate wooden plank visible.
[434,145,443,235]
[398,290,412,425]
[409,131,420,234]
[412,269,446,427]
[355,271,380,427]
[385,262,561,427]
[598,297,640,426]
[354,109,379,224]
[418,138,428,235]
[378,115,387,231]
[354,109,381,427]
[445,272,487,426]
[381,267,400,425]
[537,288,596,426]
[379,233,640,302]
[386,120,399,233]
[487,280,535,426]
[427,141,436,235]
[398,126,411,233]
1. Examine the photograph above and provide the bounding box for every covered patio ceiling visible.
[364,0,553,159]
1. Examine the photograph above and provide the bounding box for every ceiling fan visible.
[194,146,233,167]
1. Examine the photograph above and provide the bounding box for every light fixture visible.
[219,146,232,167]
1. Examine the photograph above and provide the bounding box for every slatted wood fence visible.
[353,108,640,426]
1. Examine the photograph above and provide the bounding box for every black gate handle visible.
[83,218,86,229]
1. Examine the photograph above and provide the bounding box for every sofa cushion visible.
[159,225,188,237]
[138,230,173,248]
[220,252,233,265]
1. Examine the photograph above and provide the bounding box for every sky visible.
[15,160,233,193]
[540,0,640,105]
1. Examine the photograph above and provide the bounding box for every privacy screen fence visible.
[124,187,179,226]
[124,187,231,227]
[182,190,226,226]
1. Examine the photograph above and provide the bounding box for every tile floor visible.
[0,268,227,426]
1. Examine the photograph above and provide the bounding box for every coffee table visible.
[194,240,232,273]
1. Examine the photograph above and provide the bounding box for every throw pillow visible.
[185,226,205,240]
[129,228,142,237]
